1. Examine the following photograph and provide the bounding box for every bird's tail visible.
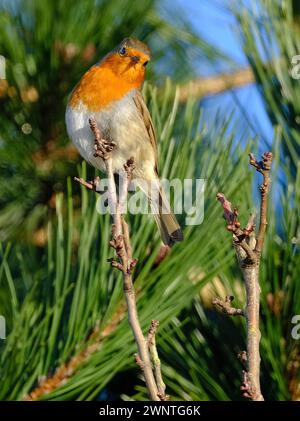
[152,198,183,246]
[136,178,183,246]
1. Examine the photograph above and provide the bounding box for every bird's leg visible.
[89,118,116,160]
[75,118,115,192]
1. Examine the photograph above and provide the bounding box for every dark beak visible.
[131,55,140,63]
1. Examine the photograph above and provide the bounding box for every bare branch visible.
[74,176,101,192]
[148,320,168,401]
[215,152,272,401]
[238,350,248,369]
[249,152,273,254]
[24,119,167,401]
[212,295,244,317]
[216,193,256,263]
[88,118,164,401]
[178,67,254,102]
[234,239,257,263]
[122,218,132,260]
[216,193,238,229]
[240,370,260,400]
[245,214,255,236]
[135,353,144,369]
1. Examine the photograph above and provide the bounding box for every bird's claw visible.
[124,157,135,177]
[89,117,115,160]
[93,137,116,160]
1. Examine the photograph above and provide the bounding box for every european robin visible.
[66,38,183,246]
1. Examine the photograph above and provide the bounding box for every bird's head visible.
[100,38,151,85]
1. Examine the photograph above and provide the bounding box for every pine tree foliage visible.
[0,0,223,241]
[234,0,300,167]
[0,86,254,400]
[0,0,299,402]
[130,149,300,401]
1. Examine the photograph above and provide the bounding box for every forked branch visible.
[213,152,273,401]
[85,118,166,401]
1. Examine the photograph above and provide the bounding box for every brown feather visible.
[133,90,159,174]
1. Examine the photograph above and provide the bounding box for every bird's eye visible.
[119,46,126,56]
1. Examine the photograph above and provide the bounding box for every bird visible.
[65,37,183,246]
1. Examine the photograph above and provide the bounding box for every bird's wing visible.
[133,90,159,174]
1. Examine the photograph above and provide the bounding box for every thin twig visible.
[122,217,135,269]
[235,239,257,263]
[212,295,244,317]
[238,350,248,369]
[216,193,256,263]
[88,118,162,401]
[249,152,273,254]
[74,176,101,192]
[148,320,168,401]
[215,152,272,401]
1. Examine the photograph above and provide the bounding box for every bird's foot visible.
[124,157,135,178]
[74,176,102,193]
[89,117,115,160]
[93,137,116,160]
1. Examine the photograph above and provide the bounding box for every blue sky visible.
[166,0,274,152]
[176,0,248,71]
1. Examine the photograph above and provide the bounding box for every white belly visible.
[65,89,156,178]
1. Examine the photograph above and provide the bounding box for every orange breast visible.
[69,57,144,112]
